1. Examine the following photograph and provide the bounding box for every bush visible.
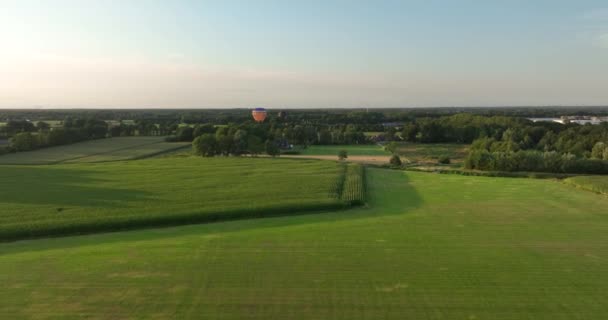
[389,154,402,167]
[338,150,348,160]
[437,155,451,164]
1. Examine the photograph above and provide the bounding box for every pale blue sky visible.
[1,0,607,108]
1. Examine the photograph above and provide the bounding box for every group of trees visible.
[174,122,369,146]
[465,150,608,174]
[390,114,534,144]
[462,122,608,173]
[1,118,179,153]
[192,130,280,157]
[9,119,109,152]
[467,124,608,157]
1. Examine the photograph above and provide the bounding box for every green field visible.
[297,144,389,156]
[1,168,607,319]
[0,137,189,165]
[0,157,364,240]
[564,176,608,195]
[395,143,469,163]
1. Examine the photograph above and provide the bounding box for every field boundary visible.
[563,177,608,196]
[403,166,578,179]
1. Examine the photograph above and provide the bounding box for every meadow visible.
[292,143,469,166]
[0,137,189,165]
[0,168,607,319]
[0,157,364,240]
[563,175,608,195]
[296,144,390,156]
[394,142,469,164]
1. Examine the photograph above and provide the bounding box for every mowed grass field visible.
[1,168,607,319]
[0,137,189,165]
[0,157,359,240]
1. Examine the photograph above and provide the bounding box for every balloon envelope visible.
[252,108,267,122]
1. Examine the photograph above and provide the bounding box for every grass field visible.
[564,176,608,195]
[0,157,362,240]
[292,143,468,164]
[0,137,189,165]
[296,144,389,156]
[395,142,469,164]
[1,168,607,319]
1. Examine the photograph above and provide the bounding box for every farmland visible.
[0,137,189,165]
[0,157,363,240]
[1,168,607,319]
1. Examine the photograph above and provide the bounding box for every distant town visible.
[529,116,608,125]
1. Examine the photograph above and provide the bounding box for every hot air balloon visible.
[251,108,267,122]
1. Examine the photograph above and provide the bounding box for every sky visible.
[0,0,607,108]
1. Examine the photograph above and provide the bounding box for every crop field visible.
[0,157,362,240]
[564,175,608,195]
[0,137,189,165]
[1,168,607,319]
[395,142,469,163]
[296,144,389,156]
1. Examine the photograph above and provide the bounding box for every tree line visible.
[463,122,608,174]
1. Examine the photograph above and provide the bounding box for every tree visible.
[401,123,419,142]
[192,134,217,157]
[591,142,606,159]
[36,121,51,131]
[385,142,398,153]
[193,123,216,138]
[10,132,39,151]
[265,140,280,157]
[389,154,402,167]
[247,135,264,156]
[338,150,348,161]
[232,129,248,155]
